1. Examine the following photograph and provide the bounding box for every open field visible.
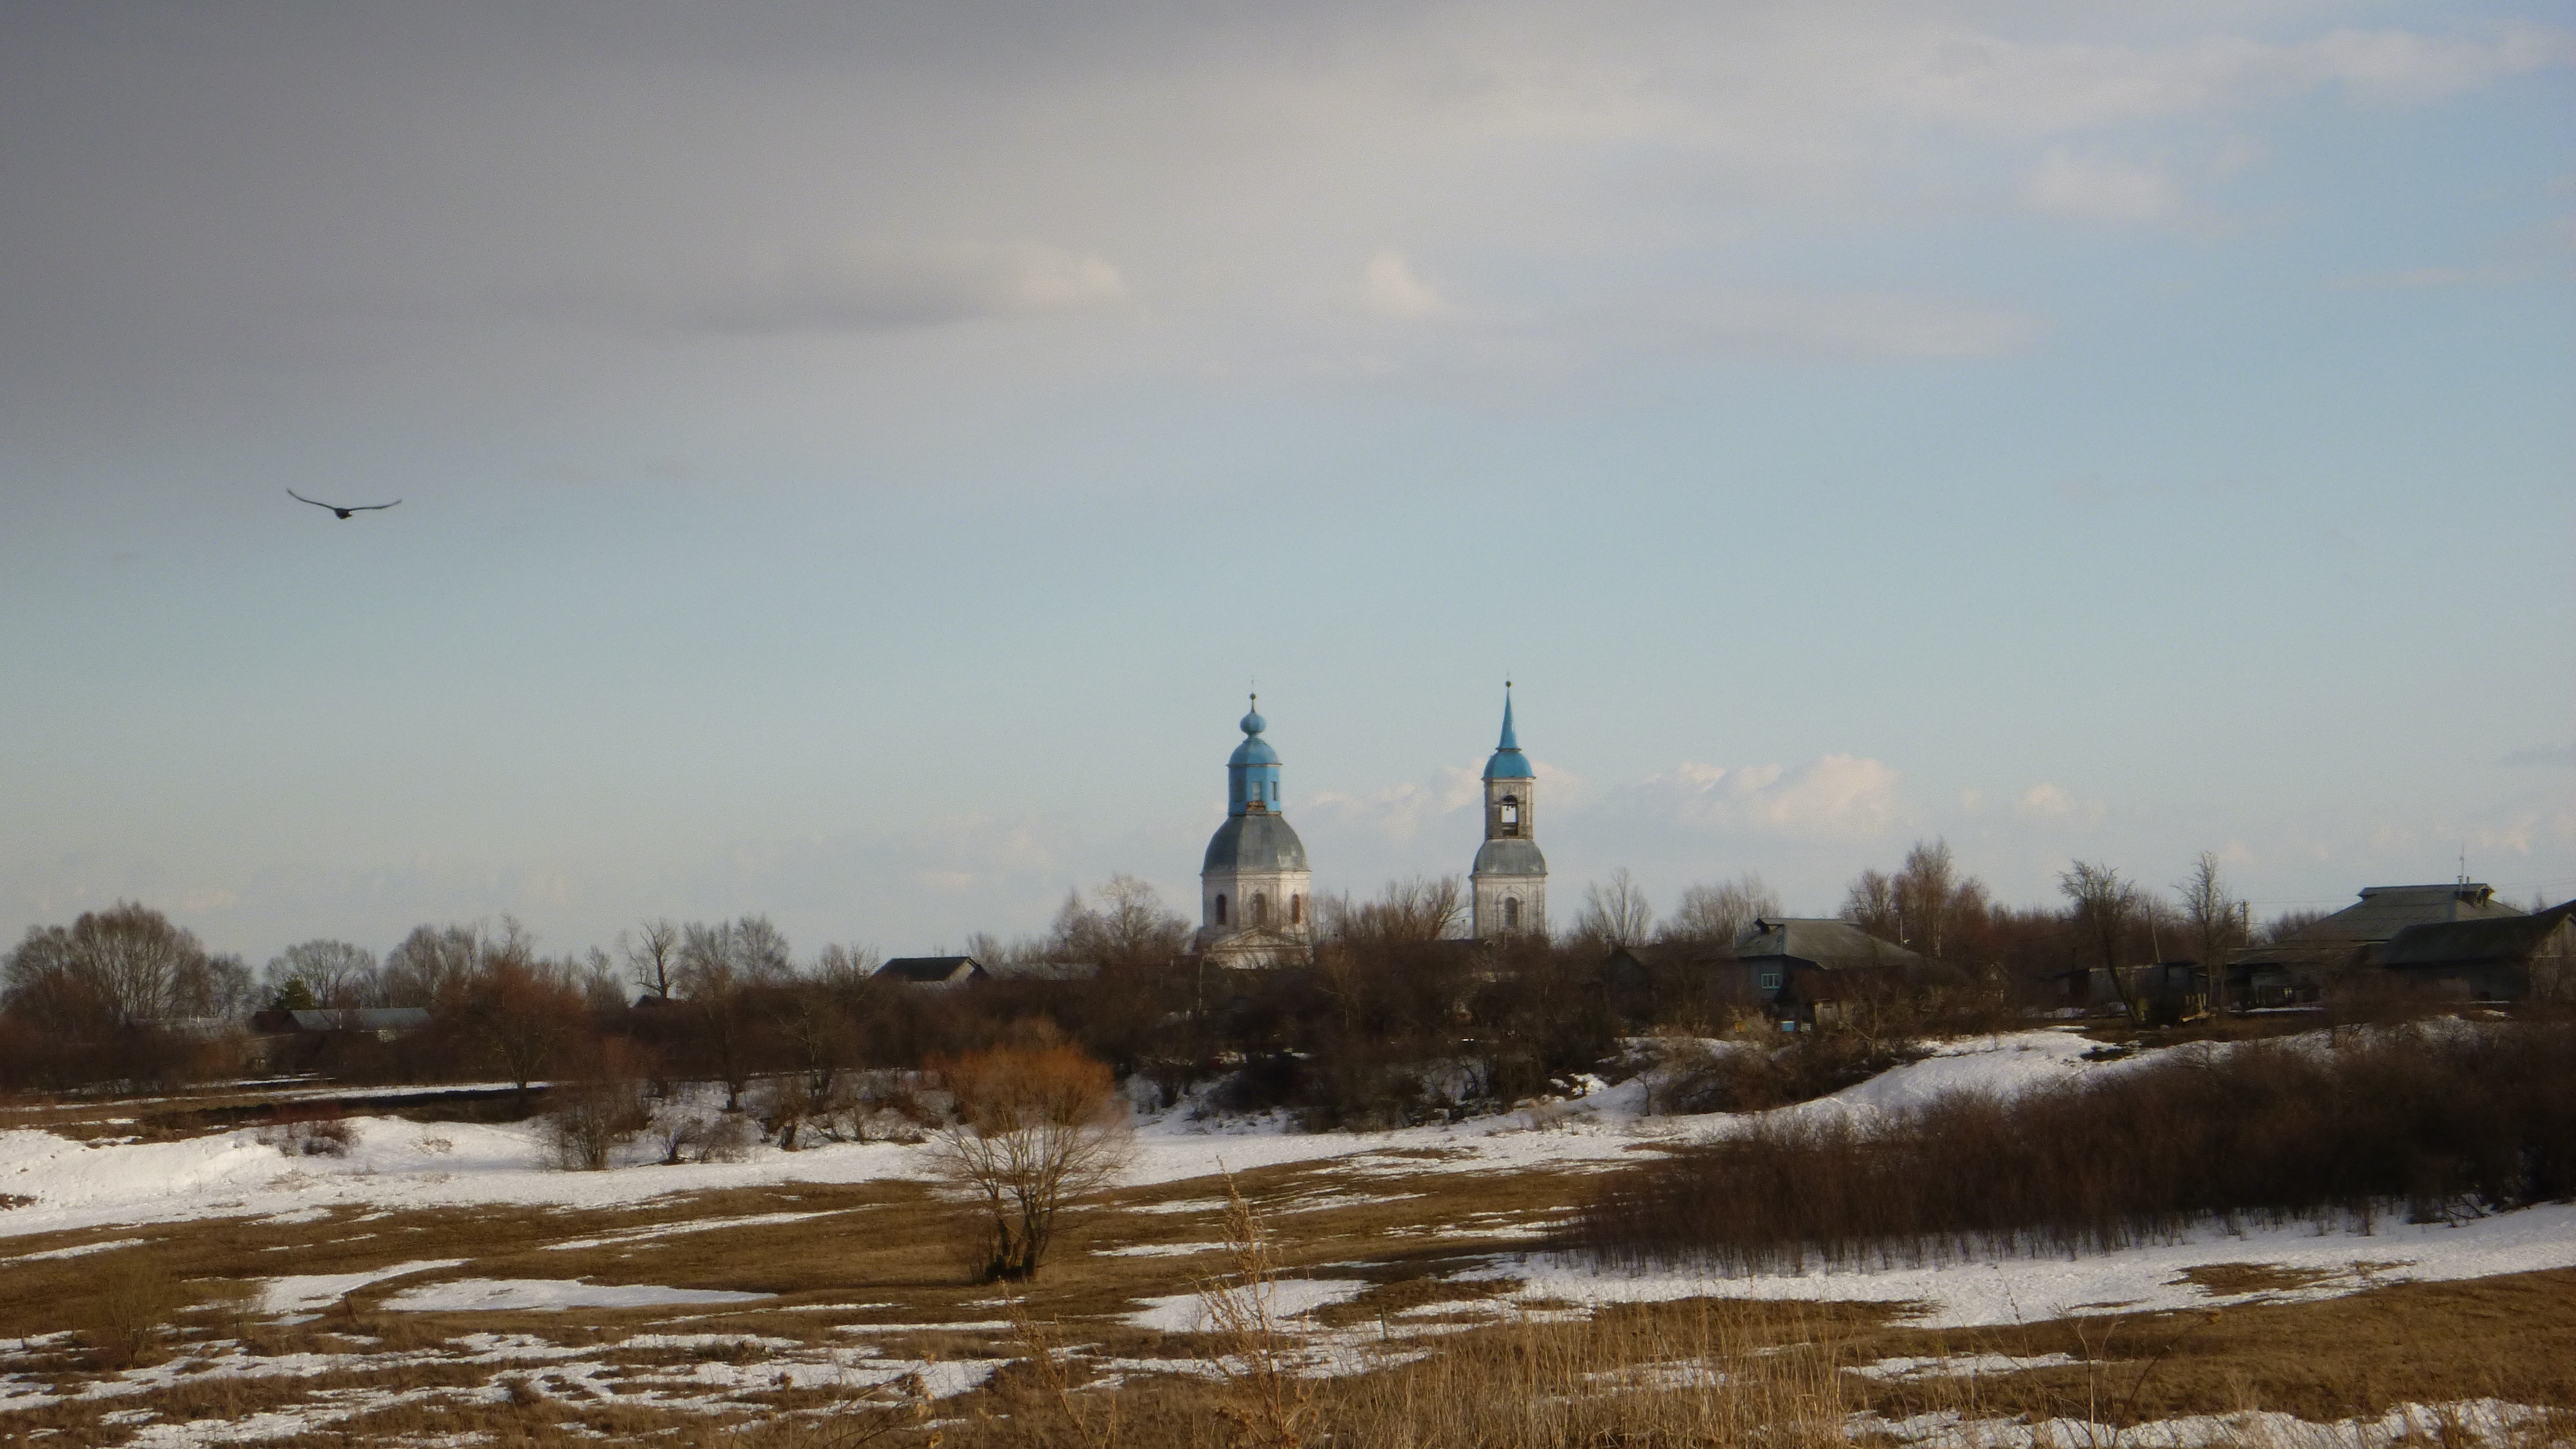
[4,1027,2573,1447]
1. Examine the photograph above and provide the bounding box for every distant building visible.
[873,956,989,987]
[256,1006,433,1040]
[1469,688,1547,940]
[1196,698,1313,970]
[1604,917,1921,1029]
[2359,899,2574,1003]
[2228,883,2526,1003]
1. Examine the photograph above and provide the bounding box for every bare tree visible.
[1658,873,1780,951]
[1841,869,1901,943]
[1321,875,1467,947]
[1048,876,1191,968]
[623,919,681,1001]
[1889,839,1989,962]
[2059,860,2144,1024]
[2175,851,2243,1014]
[813,942,883,988]
[1,903,214,1029]
[261,940,380,1011]
[1573,869,1654,948]
[380,924,485,1007]
[931,1044,1131,1282]
[460,946,586,1115]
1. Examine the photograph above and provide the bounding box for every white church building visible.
[1194,689,1547,967]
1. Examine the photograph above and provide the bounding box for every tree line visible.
[0,843,2323,1098]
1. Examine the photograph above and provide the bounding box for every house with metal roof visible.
[2359,899,2573,1002]
[2226,883,2526,1002]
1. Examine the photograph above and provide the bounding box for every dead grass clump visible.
[2177,1262,2338,1296]
[77,1254,193,1368]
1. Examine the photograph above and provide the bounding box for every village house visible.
[2226,883,2531,1003]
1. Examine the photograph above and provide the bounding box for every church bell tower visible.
[1470,686,1546,938]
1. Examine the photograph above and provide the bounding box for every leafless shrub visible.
[754,1073,813,1149]
[546,1067,651,1172]
[932,1044,1130,1282]
[647,1105,757,1164]
[259,1113,354,1158]
[698,1111,756,1162]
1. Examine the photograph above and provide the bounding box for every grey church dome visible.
[1471,837,1546,877]
[1203,812,1309,874]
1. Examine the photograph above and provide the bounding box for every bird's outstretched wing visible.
[285,489,401,514]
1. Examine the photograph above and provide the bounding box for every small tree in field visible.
[932,1045,1130,1282]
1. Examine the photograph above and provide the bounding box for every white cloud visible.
[1361,250,1447,319]
[2021,148,2182,223]
[1307,769,1482,840]
[2018,783,2079,819]
[1635,754,1900,840]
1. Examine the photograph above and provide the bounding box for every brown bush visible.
[1582,1020,2576,1274]
[931,1044,1129,1282]
[79,1256,193,1368]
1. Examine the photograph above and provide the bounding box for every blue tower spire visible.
[1227,693,1282,816]
[1483,684,1533,781]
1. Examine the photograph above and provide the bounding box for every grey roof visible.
[1471,837,1548,878]
[1202,811,1309,874]
[986,959,1102,982]
[1735,918,1922,971]
[287,1007,432,1032]
[2367,901,2573,968]
[2234,884,2524,965]
[875,956,987,984]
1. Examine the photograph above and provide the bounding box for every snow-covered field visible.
[0,1031,2161,1241]
[2,1026,2569,1446]
[7,1028,2572,1327]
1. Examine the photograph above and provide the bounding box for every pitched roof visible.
[2236,883,2525,965]
[874,956,987,984]
[1736,918,1922,971]
[2367,901,2574,968]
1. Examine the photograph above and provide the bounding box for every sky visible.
[2,0,2570,968]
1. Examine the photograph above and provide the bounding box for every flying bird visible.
[286,489,401,520]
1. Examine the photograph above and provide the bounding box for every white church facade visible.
[1193,688,1545,967]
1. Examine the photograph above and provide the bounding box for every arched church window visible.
[1290,894,1303,925]
[1215,893,1228,925]
[1504,896,1521,930]
[1253,893,1269,925]
[1500,795,1521,836]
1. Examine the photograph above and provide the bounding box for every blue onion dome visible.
[1230,695,1278,766]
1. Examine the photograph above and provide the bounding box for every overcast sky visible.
[3,0,2570,967]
